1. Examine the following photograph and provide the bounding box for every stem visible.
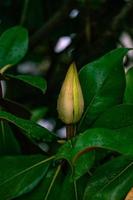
[74,180,78,200]
[44,164,61,200]
[20,0,29,25]
[66,124,76,140]
[0,64,12,75]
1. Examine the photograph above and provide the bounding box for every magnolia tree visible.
[0,26,133,200]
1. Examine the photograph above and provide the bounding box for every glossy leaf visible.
[124,67,133,103]
[78,48,128,132]
[56,127,133,171]
[0,155,53,199]
[15,167,59,200]
[93,104,133,129]
[0,111,56,142]
[16,167,77,200]
[0,26,28,68]
[0,121,21,155]
[7,74,47,93]
[0,98,31,119]
[83,156,133,200]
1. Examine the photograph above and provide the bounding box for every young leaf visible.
[93,104,133,129]
[0,26,28,68]
[78,48,128,132]
[0,155,53,199]
[0,111,56,142]
[124,67,133,103]
[0,121,21,155]
[7,74,47,93]
[83,156,133,200]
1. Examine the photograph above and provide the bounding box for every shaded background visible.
[0,0,133,132]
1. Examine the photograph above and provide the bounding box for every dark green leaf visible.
[0,155,53,199]
[93,104,133,129]
[83,156,133,200]
[15,167,58,200]
[45,169,77,200]
[73,151,95,180]
[7,74,47,93]
[0,98,31,119]
[0,26,28,68]
[124,67,133,103]
[78,48,128,132]
[56,127,133,171]
[16,166,77,200]
[0,121,21,155]
[76,174,90,200]
[0,111,56,142]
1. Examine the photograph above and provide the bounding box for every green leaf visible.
[124,67,133,103]
[7,74,47,93]
[0,111,56,142]
[0,121,21,155]
[16,168,92,200]
[0,26,28,68]
[44,169,77,200]
[0,98,31,119]
[83,156,133,200]
[93,104,133,129]
[73,151,95,180]
[78,48,128,132]
[56,127,133,171]
[0,155,53,199]
[16,166,77,200]
[31,107,48,122]
[15,167,58,200]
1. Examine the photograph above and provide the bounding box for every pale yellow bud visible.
[57,62,84,124]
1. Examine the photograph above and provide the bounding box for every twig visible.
[102,0,133,39]
[111,1,133,32]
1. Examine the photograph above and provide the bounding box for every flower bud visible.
[57,62,84,124]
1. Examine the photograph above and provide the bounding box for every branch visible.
[111,0,133,32]
[29,1,76,48]
[102,0,133,39]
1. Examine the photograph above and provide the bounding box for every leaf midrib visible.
[78,66,119,131]
[0,156,54,186]
[98,161,133,193]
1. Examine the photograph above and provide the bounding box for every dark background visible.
[0,0,133,127]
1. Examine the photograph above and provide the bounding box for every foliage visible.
[1,1,133,199]
[0,24,133,200]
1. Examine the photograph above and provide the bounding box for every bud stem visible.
[66,124,76,140]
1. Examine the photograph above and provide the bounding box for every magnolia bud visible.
[57,62,84,124]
